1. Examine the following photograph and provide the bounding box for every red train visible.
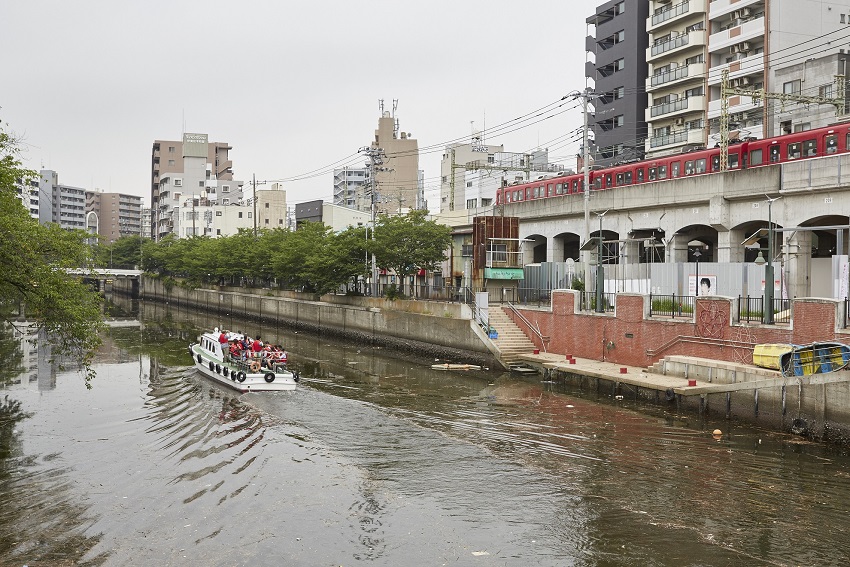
[495,122,850,205]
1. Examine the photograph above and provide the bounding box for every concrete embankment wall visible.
[114,278,498,367]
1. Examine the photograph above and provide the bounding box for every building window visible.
[783,80,802,95]
[265,202,269,208]
[168,159,175,166]
[685,86,704,98]
[265,219,269,225]
[819,84,833,98]
[215,211,222,216]
[248,212,252,218]
[466,198,478,209]
[481,198,492,206]
[168,146,175,153]
[216,229,221,235]
[173,179,182,187]
[238,212,243,218]
[222,185,230,193]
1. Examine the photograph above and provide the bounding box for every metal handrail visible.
[505,301,549,352]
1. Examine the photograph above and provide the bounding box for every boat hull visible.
[757,342,850,377]
[189,343,298,392]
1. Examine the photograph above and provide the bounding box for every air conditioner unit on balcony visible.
[674,117,685,126]
[742,7,753,17]
[739,76,752,86]
[739,42,751,51]
[732,10,742,19]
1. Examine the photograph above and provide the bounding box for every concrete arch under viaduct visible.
[511,153,850,299]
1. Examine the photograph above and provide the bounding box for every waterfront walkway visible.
[516,352,850,397]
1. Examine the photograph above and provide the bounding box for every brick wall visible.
[509,291,850,367]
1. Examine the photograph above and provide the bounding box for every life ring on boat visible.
[208,361,215,371]
[236,372,247,383]
[196,354,202,364]
[249,360,261,373]
[264,372,275,383]
[215,364,221,374]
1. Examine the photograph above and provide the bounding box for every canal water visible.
[2,297,850,566]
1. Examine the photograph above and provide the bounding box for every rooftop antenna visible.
[378,99,384,114]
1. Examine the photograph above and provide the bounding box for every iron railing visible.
[649,294,695,318]
[579,292,616,313]
[739,295,763,324]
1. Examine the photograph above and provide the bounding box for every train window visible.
[637,168,645,182]
[572,180,578,192]
[648,167,657,180]
[547,183,554,196]
[750,149,763,166]
[658,165,667,179]
[803,139,817,157]
[846,133,850,151]
[594,177,602,189]
[711,156,720,172]
[606,174,612,187]
[787,142,801,160]
[729,153,739,169]
[616,173,624,186]
[556,183,563,195]
[625,171,633,184]
[672,162,680,177]
[826,135,838,154]
[695,159,706,173]
[526,188,532,199]
[770,145,780,162]
[533,186,539,198]
[685,161,695,175]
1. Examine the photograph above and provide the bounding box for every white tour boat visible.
[189,329,299,392]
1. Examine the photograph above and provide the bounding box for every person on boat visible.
[251,336,263,362]
[229,339,242,360]
[219,330,228,346]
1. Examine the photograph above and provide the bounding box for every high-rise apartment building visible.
[38,170,86,230]
[151,133,236,239]
[333,167,369,210]
[586,0,650,165]
[371,108,421,215]
[85,191,143,243]
[151,133,243,240]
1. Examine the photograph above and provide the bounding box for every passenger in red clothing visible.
[251,336,263,354]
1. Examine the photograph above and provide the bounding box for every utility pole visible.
[571,87,597,290]
[252,173,257,237]
[359,147,386,295]
[719,69,846,171]
[764,195,781,325]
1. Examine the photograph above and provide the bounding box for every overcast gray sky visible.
[2,0,592,209]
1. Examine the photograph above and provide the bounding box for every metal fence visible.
[579,292,616,313]
[739,296,763,324]
[648,294,695,318]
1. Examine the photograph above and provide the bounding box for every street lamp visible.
[763,195,780,324]
[693,248,702,296]
[594,210,608,313]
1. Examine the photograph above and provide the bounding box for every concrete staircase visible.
[487,307,538,365]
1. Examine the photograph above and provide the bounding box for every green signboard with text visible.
[484,268,524,280]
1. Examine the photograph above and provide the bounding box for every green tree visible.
[0,120,104,384]
[372,210,452,297]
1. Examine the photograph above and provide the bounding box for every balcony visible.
[707,95,762,119]
[648,0,708,32]
[647,128,705,151]
[707,53,764,86]
[709,0,762,20]
[648,29,706,62]
[709,17,764,54]
[647,61,706,92]
[647,94,706,121]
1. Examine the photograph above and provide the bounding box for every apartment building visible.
[333,167,369,210]
[151,133,237,239]
[38,170,86,230]
[586,0,650,165]
[15,177,39,219]
[371,110,422,215]
[85,191,143,243]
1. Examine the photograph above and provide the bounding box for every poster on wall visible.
[689,274,716,296]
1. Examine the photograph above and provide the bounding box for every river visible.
[2,297,850,566]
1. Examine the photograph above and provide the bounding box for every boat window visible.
[658,165,668,179]
[671,162,680,177]
[826,134,838,154]
[750,148,763,166]
[729,152,739,169]
[770,144,780,162]
[787,142,801,160]
[695,158,707,173]
[648,167,657,180]
[637,168,645,182]
[685,160,695,175]
[803,139,817,157]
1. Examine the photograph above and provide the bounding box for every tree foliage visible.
[371,210,452,295]
[0,121,104,384]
